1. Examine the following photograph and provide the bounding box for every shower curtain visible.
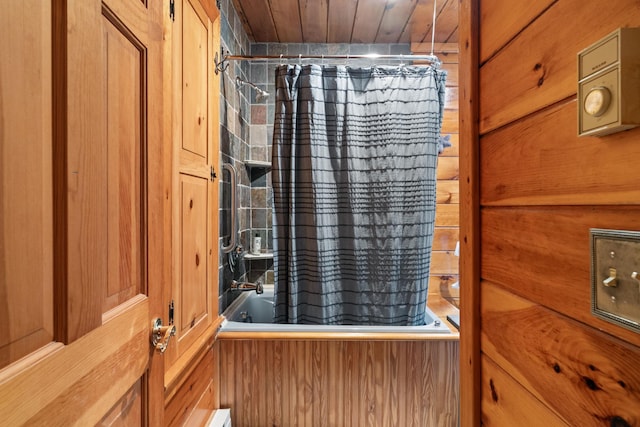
[272,64,447,326]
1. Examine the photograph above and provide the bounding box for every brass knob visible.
[152,318,176,353]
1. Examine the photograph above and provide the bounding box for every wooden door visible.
[0,0,167,425]
[164,0,220,391]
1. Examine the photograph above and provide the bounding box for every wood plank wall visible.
[217,339,459,427]
[477,0,640,425]
[412,43,460,308]
[165,344,220,427]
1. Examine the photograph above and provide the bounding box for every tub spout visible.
[231,280,264,294]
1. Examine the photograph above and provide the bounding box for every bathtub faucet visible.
[230,280,264,294]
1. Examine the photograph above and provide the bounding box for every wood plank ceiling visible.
[230,0,458,44]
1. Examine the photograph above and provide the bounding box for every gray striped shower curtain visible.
[272,64,446,325]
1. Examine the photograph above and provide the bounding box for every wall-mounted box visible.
[578,28,640,137]
[591,228,640,333]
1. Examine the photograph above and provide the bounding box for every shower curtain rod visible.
[223,53,451,61]
[214,52,451,74]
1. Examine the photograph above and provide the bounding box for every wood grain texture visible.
[299,0,328,43]
[219,339,459,427]
[436,157,458,180]
[481,355,569,427]
[459,0,482,425]
[401,0,446,43]
[351,0,386,43]
[66,0,106,342]
[481,99,640,206]
[481,283,640,426]
[165,346,216,427]
[196,0,220,22]
[436,180,459,204]
[165,317,223,402]
[429,274,459,305]
[375,0,418,43]
[432,227,459,251]
[0,0,54,368]
[0,297,149,426]
[167,0,219,378]
[435,203,459,227]
[98,380,142,427]
[327,0,357,42]
[231,0,277,41]
[230,0,458,44]
[182,0,209,159]
[478,0,554,63]
[476,1,640,425]
[479,0,640,133]
[432,0,458,43]
[179,175,208,333]
[103,12,144,313]
[411,42,459,62]
[430,251,459,275]
[270,0,303,42]
[482,206,640,348]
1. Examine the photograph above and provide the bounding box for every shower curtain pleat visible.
[272,64,447,326]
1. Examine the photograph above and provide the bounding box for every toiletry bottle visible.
[252,233,261,255]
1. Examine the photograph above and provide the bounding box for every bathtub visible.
[216,285,459,425]
[219,285,453,335]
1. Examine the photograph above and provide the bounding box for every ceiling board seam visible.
[421,0,447,43]
[298,0,304,44]
[350,0,360,43]
[298,0,307,43]
[231,0,255,42]
[479,0,559,67]
[396,0,420,44]
[444,25,458,43]
[325,0,330,43]
[266,0,280,43]
[371,0,388,44]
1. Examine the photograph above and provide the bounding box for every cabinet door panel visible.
[0,0,53,369]
[179,174,209,334]
[166,0,219,385]
[182,1,209,159]
[103,12,144,313]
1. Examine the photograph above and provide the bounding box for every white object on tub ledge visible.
[207,409,232,427]
[451,241,460,289]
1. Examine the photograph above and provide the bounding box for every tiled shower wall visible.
[218,0,412,313]
[218,0,251,312]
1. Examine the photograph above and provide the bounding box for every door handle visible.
[152,318,176,353]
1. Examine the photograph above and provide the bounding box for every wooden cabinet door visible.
[165,0,220,388]
[0,0,167,425]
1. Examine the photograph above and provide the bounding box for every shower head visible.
[235,76,270,102]
[255,89,269,102]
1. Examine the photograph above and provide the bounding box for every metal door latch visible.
[152,318,176,353]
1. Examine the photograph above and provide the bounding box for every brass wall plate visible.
[578,28,640,137]
[591,228,640,333]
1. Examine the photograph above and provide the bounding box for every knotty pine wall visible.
[477,0,640,425]
[218,339,459,427]
[413,43,460,308]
